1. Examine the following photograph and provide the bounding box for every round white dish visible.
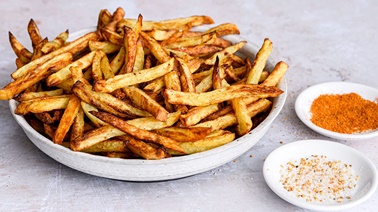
[295,81,378,140]
[9,26,287,181]
[263,139,378,211]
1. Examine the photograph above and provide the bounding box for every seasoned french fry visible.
[27,19,43,48]
[203,23,240,37]
[9,32,33,63]
[97,9,112,30]
[91,111,185,153]
[180,104,219,126]
[174,45,222,57]
[14,89,63,101]
[53,95,81,144]
[89,41,121,54]
[94,58,174,93]
[117,15,214,31]
[123,87,169,121]
[204,41,246,65]
[41,30,69,54]
[153,126,212,142]
[70,105,85,142]
[119,27,137,74]
[262,61,288,86]
[91,50,105,82]
[140,31,170,63]
[100,54,114,79]
[246,38,273,84]
[176,57,196,92]
[110,46,125,74]
[11,31,101,79]
[15,95,70,115]
[119,135,169,160]
[165,84,282,107]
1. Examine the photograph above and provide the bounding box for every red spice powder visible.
[310,92,378,134]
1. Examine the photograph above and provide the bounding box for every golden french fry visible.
[27,19,43,48]
[132,14,143,41]
[117,15,214,31]
[207,37,232,48]
[140,31,170,63]
[203,23,240,37]
[176,57,196,92]
[109,46,125,74]
[119,27,137,74]
[92,50,105,82]
[94,58,174,93]
[41,30,69,54]
[97,9,112,30]
[35,110,63,124]
[153,126,212,142]
[14,89,63,101]
[112,7,125,22]
[82,139,128,153]
[89,41,121,54]
[70,105,85,142]
[81,102,107,127]
[119,135,168,159]
[91,111,185,154]
[0,52,73,100]
[126,111,181,130]
[175,130,235,155]
[147,29,176,41]
[205,41,246,65]
[133,40,145,72]
[262,61,288,86]
[12,31,101,79]
[15,95,70,115]
[53,95,81,144]
[71,125,125,151]
[31,37,48,61]
[8,32,32,63]
[164,33,213,49]
[231,98,252,136]
[246,38,273,84]
[123,87,169,121]
[46,51,95,86]
[165,84,282,107]
[174,45,222,57]
[100,54,114,79]
[72,81,150,118]
[180,104,219,126]
[101,28,123,45]
[160,23,192,47]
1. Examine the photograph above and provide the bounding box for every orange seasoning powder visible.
[310,92,378,134]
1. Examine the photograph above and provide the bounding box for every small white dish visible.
[295,81,378,140]
[263,139,378,211]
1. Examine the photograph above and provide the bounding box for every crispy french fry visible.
[165,84,282,107]
[41,30,69,54]
[35,110,63,124]
[27,19,43,48]
[53,95,81,144]
[262,61,288,86]
[81,102,107,127]
[8,32,32,63]
[153,126,212,142]
[92,50,105,82]
[11,31,101,79]
[90,111,185,153]
[174,45,222,57]
[246,38,273,84]
[147,29,176,41]
[123,87,169,121]
[72,81,150,118]
[117,15,214,31]
[94,58,174,93]
[70,105,85,142]
[126,111,180,130]
[82,139,128,153]
[176,57,196,92]
[0,52,73,100]
[119,27,137,74]
[175,130,235,155]
[231,98,252,136]
[133,40,145,72]
[203,23,240,37]
[164,33,214,49]
[205,41,246,65]
[180,104,219,126]
[46,51,95,86]
[110,46,125,74]
[89,41,121,54]
[132,14,143,41]
[15,95,70,115]
[14,89,63,101]
[100,54,114,79]
[97,9,112,30]
[140,31,170,63]
[101,28,123,45]
[160,23,191,47]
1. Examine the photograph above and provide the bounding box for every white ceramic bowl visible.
[295,82,378,140]
[263,139,378,211]
[9,26,287,181]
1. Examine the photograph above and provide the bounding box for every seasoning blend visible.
[310,93,378,134]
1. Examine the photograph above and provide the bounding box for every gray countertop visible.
[0,0,377,211]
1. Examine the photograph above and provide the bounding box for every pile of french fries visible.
[0,7,288,159]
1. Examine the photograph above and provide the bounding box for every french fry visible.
[46,51,95,86]
[176,57,196,92]
[117,15,214,31]
[31,37,48,61]
[204,41,246,65]
[14,89,63,101]
[180,104,219,126]
[109,46,125,74]
[119,27,137,74]
[132,14,143,41]
[140,31,170,63]
[0,52,73,100]
[231,98,252,136]
[246,38,273,84]
[72,81,150,118]
[70,105,85,142]
[14,95,70,115]
[123,87,169,121]
[97,9,112,30]
[11,31,101,79]
[35,110,63,124]
[262,61,288,87]
[133,40,145,72]
[90,111,185,154]
[100,54,114,79]
[8,32,33,63]
[153,126,212,142]
[160,23,192,47]
[41,30,69,54]
[27,19,43,49]
[89,41,121,54]
[53,95,81,144]
[174,45,222,57]
[165,84,282,107]
[94,58,174,93]
[175,130,235,155]
[91,50,105,82]
[82,139,128,153]
[203,23,240,37]
[164,33,214,49]
[147,29,176,41]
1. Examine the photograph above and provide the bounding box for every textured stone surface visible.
[0,0,377,211]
